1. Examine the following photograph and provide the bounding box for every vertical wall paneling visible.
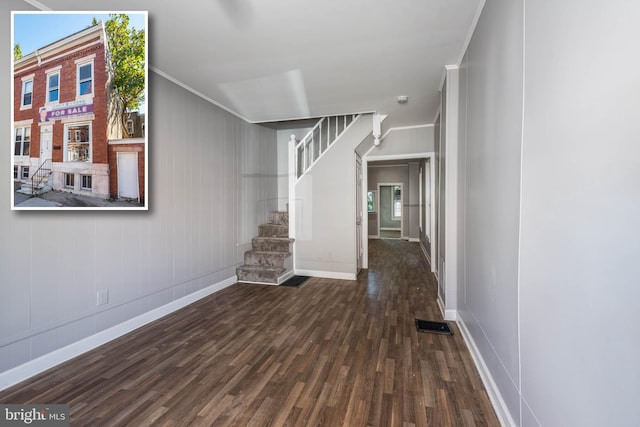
[455,0,523,423]
[0,26,277,384]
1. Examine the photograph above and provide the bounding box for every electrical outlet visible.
[97,289,109,306]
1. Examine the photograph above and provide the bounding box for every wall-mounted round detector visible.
[396,95,409,104]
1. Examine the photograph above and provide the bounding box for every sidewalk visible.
[14,187,144,208]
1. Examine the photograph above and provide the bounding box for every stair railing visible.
[292,114,359,179]
[30,159,52,195]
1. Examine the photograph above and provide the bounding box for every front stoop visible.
[237,211,294,285]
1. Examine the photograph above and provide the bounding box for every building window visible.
[21,167,30,179]
[13,166,18,179]
[47,72,60,103]
[77,62,93,96]
[21,79,33,107]
[65,123,91,162]
[126,120,134,136]
[367,191,376,213]
[64,173,75,188]
[392,186,402,219]
[14,126,31,156]
[81,175,92,190]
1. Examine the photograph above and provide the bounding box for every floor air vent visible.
[415,319,453,335]
[280,275,310,288]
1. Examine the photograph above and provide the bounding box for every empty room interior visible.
[2,0,639,426]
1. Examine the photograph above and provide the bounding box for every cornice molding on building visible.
[15,40,103,75]
[15,24,103,70]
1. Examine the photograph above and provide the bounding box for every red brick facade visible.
[108,142,146,203]
[13,23,124,200]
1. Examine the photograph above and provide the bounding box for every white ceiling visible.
[30,0,482,128]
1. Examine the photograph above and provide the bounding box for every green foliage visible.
[14,43,22,60]
[104,14,145,137]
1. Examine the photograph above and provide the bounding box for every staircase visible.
[236,211,294,285]
[17,159,52,196]
[293,114,359,179]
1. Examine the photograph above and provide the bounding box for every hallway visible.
[0,240,498,426]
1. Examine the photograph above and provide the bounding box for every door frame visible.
[377,182,403,239]
[361,152,435,269]
[39,124,53,165]
[355,155,363,274]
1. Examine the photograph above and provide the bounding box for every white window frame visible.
[126,119,134,136]
[14,126,31,157]
[46,71,60,104]
[21,78,33,109]
[81,175,92,190]
[21,166,30,179]
[64,173,75,189]
[64,121,92,163]
[76,59,94,98]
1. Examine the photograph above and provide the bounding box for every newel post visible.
[288,135,297,244]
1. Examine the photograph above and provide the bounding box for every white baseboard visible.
[408,238,420,242]
[368,235,380,239]
[437,296,457,321]
[419,241,432,265]
[380,227,401,231]
[0,275,238,392]
[294,269,356,281]
[456,313,517,427]
[277,270,295,284]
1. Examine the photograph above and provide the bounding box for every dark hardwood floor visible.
[0,239,499,426]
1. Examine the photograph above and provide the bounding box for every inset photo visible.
[12,11,147,210]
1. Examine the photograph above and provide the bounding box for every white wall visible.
[1,1,277,380]
[519,1,640,426]
[294,114,372,279]
[368,166,408,236]
[456,0,523,423]
[372,125,434,156]
[457,0,640,426]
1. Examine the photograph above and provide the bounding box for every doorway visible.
[39,125,53,165]
[377,183,403,239]
[117,152,139,201]
[361,153,435,270]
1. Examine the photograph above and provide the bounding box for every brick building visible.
[13,22,123,200]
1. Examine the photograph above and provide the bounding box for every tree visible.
[14,43,22,60]
[103,14,145,137]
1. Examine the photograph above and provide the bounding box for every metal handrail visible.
[30,159,52,195]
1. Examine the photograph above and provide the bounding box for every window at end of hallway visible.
[367,191,376,213]
[393,186,401,218]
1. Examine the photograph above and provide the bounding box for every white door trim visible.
[361,152,435,270]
